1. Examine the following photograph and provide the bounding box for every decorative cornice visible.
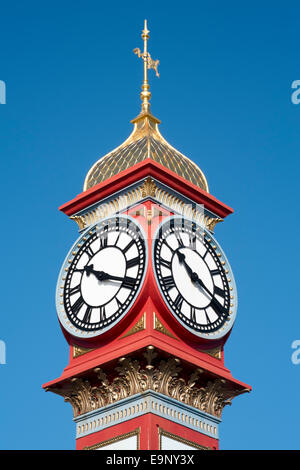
[47,347,250,419]
[70,178,222,233]
[120,313,146,338]
[153,313,177,339]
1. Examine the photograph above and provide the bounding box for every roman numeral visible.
[210,297,227,317]
[114,232,121,247]
[126,257,140,269]
[123,239,135,253]
[100,306,106,322]
[122,276,136,289]
[71,296,85,316]
[164,240,175,254]
[214,286,225,298]
[83,306,93,324]
[188,234,197,250]
[174,231,184,247]
[210,269,220,276]
[69,284,81,296]
[100,227,108,249]
[205,310,211,324]
[85,245,94,259]
[116,298,123,310]
[160,257,172,270]
[173,293,183,310]
[162,275,176,291]
[191,306,196,322]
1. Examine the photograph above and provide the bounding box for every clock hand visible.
[177,251,195,278]
[177,251,201,284]
[80,265,106,280]
[192,274,227,315]
[84,267,131,285]
[177,251,216,301]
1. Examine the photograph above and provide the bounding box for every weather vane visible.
[133,20,159,113]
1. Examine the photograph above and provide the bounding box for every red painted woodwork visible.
[59,160,233,219]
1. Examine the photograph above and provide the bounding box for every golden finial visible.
[134,20,159,113]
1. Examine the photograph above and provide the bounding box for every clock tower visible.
[43,21,251,451]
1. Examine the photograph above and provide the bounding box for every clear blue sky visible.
[0,0,300,450]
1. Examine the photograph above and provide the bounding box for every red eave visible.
[59,160,234,219]
[42,335,251,393]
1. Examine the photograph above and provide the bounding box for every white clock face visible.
[56,216,147,338]
[153,217,237,339]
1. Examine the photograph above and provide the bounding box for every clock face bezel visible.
[152,216,237,340]
[56,215,148,339]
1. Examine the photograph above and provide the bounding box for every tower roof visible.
[83,21,209,193]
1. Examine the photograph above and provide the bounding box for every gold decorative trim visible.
[155,186,223,233]
[70,185,143,231]
[48,347,250,418]
[159,428,210,450]
[71,180,221,233]
[84,428,140,450]
[121,313,146,338]
[73,345,94,359]
[199,346,222,360]
[153,313,177,339]
[141,177,157,198]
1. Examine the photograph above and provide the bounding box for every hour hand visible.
[84,264,95,276]
[177,250,194,278]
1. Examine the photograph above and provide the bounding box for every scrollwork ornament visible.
[47,350,249,418]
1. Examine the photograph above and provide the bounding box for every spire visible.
[83,21,209,194]
[134,20,159,113]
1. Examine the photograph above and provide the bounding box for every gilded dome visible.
[83,110,209,192]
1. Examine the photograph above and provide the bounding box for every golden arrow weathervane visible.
[134,20,159,113]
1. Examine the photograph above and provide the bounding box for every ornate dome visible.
[83,111,209,192]
[83,20,208,193]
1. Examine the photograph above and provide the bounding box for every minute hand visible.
[195,277,227,314]
[177,252,226,315]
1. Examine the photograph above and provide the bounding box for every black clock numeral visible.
[114,232,121,247]
[214,286,225,298]
[162,275,176,291]
[100,305,106,322]
[116,298,123,310]
[210,269,220,276]
[188,234,197,251]
[122,276,136,289]
[100,226,108,249]
[85,245,94,259]
[174,231,184,247]
[173,293,183,310]
[83,306,93,324]
[71,296,85,316]
[205,309,211,324]
[191,306,196,322]
[126,257,140,269]
[123,239,135,253]
[164,240,175,254]
[210,296,227,317]
[160,257,172,270]
[69,284,81,296]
